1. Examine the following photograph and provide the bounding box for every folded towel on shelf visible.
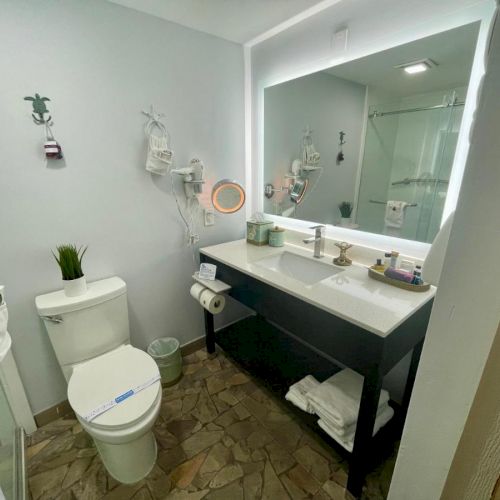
[311,402,390,437]
[318,404,395,452]
[285,391,311,413]
[384,200,408,229]
[285,375,320,414]
[306,368,390,428]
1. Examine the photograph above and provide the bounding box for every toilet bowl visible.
[36,277,162,484]
[68,345,162,483]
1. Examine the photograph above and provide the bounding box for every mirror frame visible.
[248,4,495,259]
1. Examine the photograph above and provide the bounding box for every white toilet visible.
[35,276,162,484]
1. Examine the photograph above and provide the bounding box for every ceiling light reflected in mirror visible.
[395,58,436,75]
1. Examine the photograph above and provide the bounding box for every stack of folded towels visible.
[284,375,320,413]
[285,368,394,452]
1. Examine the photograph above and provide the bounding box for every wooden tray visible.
[368,267,430,292]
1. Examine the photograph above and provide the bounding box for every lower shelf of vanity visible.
[214,314,403,467]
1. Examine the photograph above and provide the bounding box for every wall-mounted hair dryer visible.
[171,158,205,198]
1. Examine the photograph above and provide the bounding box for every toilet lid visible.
[68,345,161,428]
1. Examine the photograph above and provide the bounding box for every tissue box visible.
[246,220,274,246]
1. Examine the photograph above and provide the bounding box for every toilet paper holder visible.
[192,273,231,294]
[190,281,228,315]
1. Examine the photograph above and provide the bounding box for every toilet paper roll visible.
[190,283,226,314]
[190,282,206,302]
[199,288,226,315]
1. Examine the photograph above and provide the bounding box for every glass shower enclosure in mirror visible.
[263,22,479,243]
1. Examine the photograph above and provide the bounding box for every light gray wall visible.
[263,72,366,225]
[0,0,245,414]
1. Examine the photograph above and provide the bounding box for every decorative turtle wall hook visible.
[24,93,52,124]
[24,93,63,160]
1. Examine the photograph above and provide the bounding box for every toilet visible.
[35,276,162,484]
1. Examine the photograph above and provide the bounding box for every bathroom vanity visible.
[200,239,435,498]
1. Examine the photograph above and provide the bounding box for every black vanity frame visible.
[201,252,433,498]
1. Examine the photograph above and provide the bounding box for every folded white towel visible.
[306,369,390,428]
[318,404,395,452]
[285,391,311,413]
[311,402,390,437]
[285,375,319,414]
[384,200,408,229]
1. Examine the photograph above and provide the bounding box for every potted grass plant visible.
[338,201,353,227]
[52,244,88,297]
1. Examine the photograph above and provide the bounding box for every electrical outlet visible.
[204,208,215,226]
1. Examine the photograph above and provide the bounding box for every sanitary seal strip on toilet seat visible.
[82,374,161,423]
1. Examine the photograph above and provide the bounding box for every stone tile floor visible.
[27,348,396,499]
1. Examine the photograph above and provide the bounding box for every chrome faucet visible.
[303,225,325,258]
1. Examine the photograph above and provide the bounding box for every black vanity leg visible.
[402,339,424,415]
[204,309,216,354]
[347,368,383,499]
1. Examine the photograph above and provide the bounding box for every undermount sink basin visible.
[255,251,343,285]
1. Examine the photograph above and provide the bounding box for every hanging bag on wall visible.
[145,117,172,175]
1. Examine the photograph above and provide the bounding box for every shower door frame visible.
[0,384,27,500]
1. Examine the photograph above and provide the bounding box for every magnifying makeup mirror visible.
[290,178,308,204]
[211,179,246,214]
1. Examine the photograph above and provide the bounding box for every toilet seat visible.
[68,345,161,429]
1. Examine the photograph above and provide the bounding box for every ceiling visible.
[325,22,480,97]
[107,0,326,44]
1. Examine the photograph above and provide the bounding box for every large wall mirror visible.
[263,22,480,243]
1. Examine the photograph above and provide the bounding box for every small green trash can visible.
[147,337,182,385]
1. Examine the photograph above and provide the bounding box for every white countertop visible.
[200,239,435,338]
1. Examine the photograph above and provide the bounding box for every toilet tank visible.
[35,277,129,381]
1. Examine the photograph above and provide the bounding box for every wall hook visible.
[141,105,165,124]
[339,131,346,146]
[24,93,63,159]
[24,93,52,125]
[337,130,346,165]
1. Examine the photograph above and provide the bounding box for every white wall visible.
[249,0,495,257]
[263,72,366,224]
[0,0,245,414]
[388,3,500,498]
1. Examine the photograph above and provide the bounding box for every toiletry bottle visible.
[390,251,399,269]
[412,265,423,285]
[384,252,392,268]
[373,259,385,272]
